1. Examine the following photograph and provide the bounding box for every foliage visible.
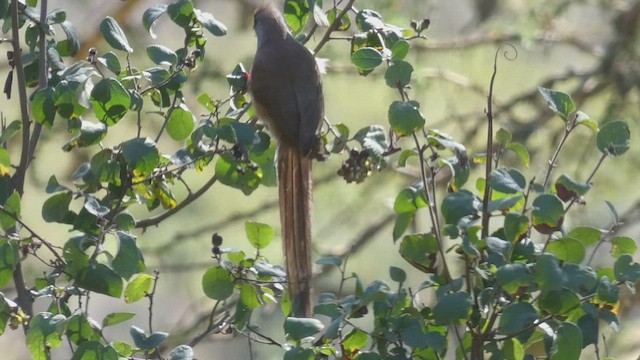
[0,0,636,360]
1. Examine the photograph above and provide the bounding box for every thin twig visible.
[313,0,356,54]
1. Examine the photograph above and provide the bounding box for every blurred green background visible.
[2,0,639,358]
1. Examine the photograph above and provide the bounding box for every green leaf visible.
[284,347,315,360]
[327,8,351,31]
[202,266,234,300]
[613,254,640,284]
[54,80,87,119]
[146,44,178,66]
[554,174,591,202]
[244,221,274,250]
[0,191,20,231]
[568,226,603,247]
[75,263,123,298]
[284,317,324,341]
[0,239,19,287]
[506,142,530,167]
[546,238,585,263]
[61,121,108,151]
[550,322,582,360]
[534,253,565,291]
[57,21,80,57]
[498,302,538,335]
[354,353,383,360]
[100,16,133,53]
[350,47,383,70]
[391,39,409,60]
[531,194,564,234]
[563,264,598,294]
[70,341,118,360]
[130,325,168,350]
[354,125,389,166]
[315,256,342,267]
[343,328,369,353]
[65,314,101,344]
[385,60,413,88]
[539,288,580,315]
[597,120,630,157]
[97,51,121,75]
[399,233,438,272]
[0,148,8,176]
[393,212,413,241]
[388,100,425,136]
[610,236,636,258]
[503,338,525,360]
[195,9,227,36]
[167,0,194,29]
[504,213,529,243]
[496,128,512,144]
[433,291,472,325]
[124,273,153,304]
[32,87,56,128]
[170,345,194,360]
[166,104,196,140]
[0,120,21,145]
[90,78,131,126]
[215,153,262,195]
[121,137,160,176]
[26,313,65,360]
[393,184,428,214]
[538,87,575,121]
[488,194,523,213]
[42,192,72,223]
[496,263,533,293]
[575,111,599,133]
[102,312,135,328]
[142,4,168,39]
[389,266,406,283]
[490,168,526,194]
[283,0,310,34]
[441,190,481,225]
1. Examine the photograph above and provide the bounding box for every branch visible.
[313,0,356,54]
[26,0,47,167]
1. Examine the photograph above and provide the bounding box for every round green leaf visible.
[90,78,131,126]
[391,39,409,60]
[568,226,603,247]
[610,236,637,258]
[389,266,406,283]
[195,9,227,36]
[124,274,153,304]
[506,142,530,168]
[534,253,565,291]
[531,194,564,234]
[490,168,526,194]
[284,317,324,341]
[550,322,582,360]
[399,233,439,272]
[76,263,124,298]
[597,120,630,157]
[388,100,425,136]
[32,87,56,128]
[100,16,133,53]
[120,137,160,176]
[539,288,580,315]
[166,104,196,141]
[432,291,472,325]
[42,192,72,223]
[146,44,178,66]
[244,221,274,250]
[496,263,533,294]
[538,87,575,121]
[0,239,19,288]
[102,312,135,328]
[441,190,481,225]
[546,237,585,263]
[143,4,168,38]
[554,174,591,202]
[497,302,538,335]
[385,60,413,88]
[170,345,194,360]
[202,266,234,300]
[350,47,383,70]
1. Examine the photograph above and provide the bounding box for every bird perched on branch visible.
[250,2,324,318]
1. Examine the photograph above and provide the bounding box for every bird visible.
[249,2,324,318]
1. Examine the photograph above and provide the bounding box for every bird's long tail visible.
[278,145,312,318]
